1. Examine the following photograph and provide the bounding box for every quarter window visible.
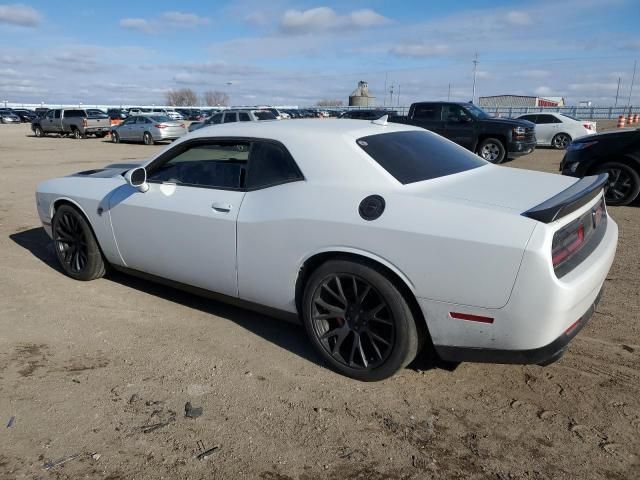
[223,113,237,123]
[246,141,303,189]
[147,142,249,189]
[239,112,251,122]
[537,115,561,124]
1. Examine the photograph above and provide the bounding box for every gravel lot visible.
[0,122,638,479]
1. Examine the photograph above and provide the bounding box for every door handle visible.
[212,202,232,213]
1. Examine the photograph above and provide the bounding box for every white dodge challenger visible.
[36,118,618,381]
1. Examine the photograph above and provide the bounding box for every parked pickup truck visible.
[389,102,536,163]
[31,108,111,139]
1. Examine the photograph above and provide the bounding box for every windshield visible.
[464,103,490,119]
[150,115,172,123]
[357,130,486,184]
[255,111,277,120]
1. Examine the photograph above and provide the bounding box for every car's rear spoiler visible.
[522,173,608,223]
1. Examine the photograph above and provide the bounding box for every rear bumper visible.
[434,288,602,365]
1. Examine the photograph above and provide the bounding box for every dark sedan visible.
[561,128,640,206]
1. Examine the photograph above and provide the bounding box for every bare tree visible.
[203,90,230,106]
[165,88,199,106]
[316,99,344,107]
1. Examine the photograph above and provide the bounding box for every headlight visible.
[567,140,598,151]
[513,126,526,135]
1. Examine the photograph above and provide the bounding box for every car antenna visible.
[372,114,388,126]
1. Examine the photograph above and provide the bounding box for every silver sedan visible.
[111,115,187,145]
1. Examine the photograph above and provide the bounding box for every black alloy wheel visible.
[52,205,106,280]
[597,162,640,206]
[552,133,571,150]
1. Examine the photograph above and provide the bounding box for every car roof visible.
[159,119,425,187]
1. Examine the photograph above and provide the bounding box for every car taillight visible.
[155,124,166,128]
[82,118,87,127]
[583,123,592,130]
[180,124,185,128]
[552,223,584,267]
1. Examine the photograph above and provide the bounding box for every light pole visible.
[226,81,234,107]
[471,52,479,104]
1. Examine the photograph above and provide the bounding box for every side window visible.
[46,110,54,119]
[54,110,61,119]
[246,141,303,189]
[223,113,237,123]
[412,104,440,120]
[537,115,559,124]
[239,112,251,122]
[210,113,222,124]
[442,105,470,122]
[520,115,537,123]
[147,142,250,189]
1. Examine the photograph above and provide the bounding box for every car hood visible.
[407,164,578,212]
[572,127,639,143]
[478,117,535,128]
[70,161,145,179]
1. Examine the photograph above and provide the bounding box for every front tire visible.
[302,259,419,381]
[111,131,120,143]
[52,205,106,281]
[552,133,571,150]
[143,132,154,145]
[33,125,44,137]
[477,138,506,163]
[596,162,640,206]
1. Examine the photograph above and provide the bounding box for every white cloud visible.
[522,69,550,79]
[389,43,449,58]
[161,11,209,27]
[534,86,553,96]
[0,3,42,27]
[280,7,389,33]
[506,11,532,26]
[119,18,154,33]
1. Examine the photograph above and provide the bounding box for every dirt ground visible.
[0,122,638,480]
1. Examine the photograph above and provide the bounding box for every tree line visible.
[165,88,230,107]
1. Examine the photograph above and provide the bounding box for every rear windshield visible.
[356,130,486,184]
[255,111,277,120]
[64,110,86,118]
[560,113,580,121]
[149,115,171,123]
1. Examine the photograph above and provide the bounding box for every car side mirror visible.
[125,167,149,193]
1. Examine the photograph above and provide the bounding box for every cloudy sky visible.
[1,0,639,107]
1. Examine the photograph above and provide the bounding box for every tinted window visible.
[223,113,237,123]
[442,105,471,122]
[254,111,276,120]
[149,115,170,123]
[537,114,560,124]
[147,143,249,189]
[239,112,251,122]
[210,113,223,124]
[520,115,537,122]
[412,104,441,120]
[64,110,86,118]
[357,130,485,185]
[246,142,303,189]
[54,110,61,119]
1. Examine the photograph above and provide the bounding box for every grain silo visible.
[349,81,375,107]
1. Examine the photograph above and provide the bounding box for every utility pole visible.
[614,77,621,107]
[389,84,394,107]
[397,84,401,106]
[471,52,479,104]
[447,83,451,101]
[384,72,388,107]
[628,60,637,107]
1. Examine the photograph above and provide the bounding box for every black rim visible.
[54,212,88,273]
[554,134,570,149]
[604,168,633,203]
[311,274,395,370]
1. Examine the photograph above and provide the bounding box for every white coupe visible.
[35,119,618,381]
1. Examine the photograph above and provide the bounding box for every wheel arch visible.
[294,248,428,345]
[476,134,507,151]
[587,154,640,176]
[51,197,108,260]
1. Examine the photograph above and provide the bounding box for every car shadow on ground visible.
[9,227,449,376]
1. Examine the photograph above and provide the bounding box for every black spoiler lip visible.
[522,173,608,223]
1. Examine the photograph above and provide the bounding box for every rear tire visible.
[302,259,420,381]
[72,128,83,139]
[552,133,571,150]
[52,205,106,281]
[596,162,640,206]
[143,132,154,145]
[477,138,506,163]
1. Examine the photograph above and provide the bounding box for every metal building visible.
[479,95,565,108]
[349,81,375,107]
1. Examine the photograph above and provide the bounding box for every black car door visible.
[441,104,475,149]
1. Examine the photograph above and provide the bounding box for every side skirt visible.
[110,265,301,325]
